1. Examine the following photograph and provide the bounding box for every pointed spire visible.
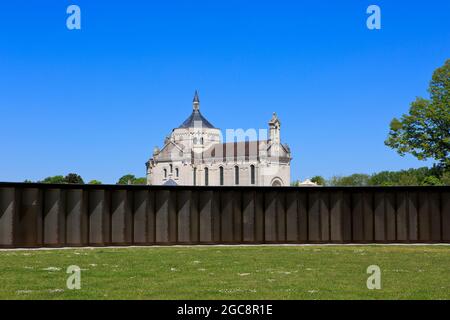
[193,90,200,111]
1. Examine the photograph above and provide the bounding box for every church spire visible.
[193,90,200,111]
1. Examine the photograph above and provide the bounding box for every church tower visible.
[268,112,281,156]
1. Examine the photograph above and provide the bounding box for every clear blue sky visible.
[0,1,449,183]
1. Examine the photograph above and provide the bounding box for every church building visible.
[146,92,292,186]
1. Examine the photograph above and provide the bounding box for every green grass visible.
[0,245,449,300]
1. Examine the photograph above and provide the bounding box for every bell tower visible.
[268,112,281,144]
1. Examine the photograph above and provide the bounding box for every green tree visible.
[385,59,450,169]
[88,180,102,185]
[310,176,326,186]
[441,171,450,185]
[328,174,370,186]
[133,177,147,185]
[117,174,136,185]
[64,173,84,184]
[41,175,66,184]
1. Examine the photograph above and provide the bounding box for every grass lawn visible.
[0,245,449,300]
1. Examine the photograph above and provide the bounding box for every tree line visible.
[24,174,147,185]
[293,166,450,186]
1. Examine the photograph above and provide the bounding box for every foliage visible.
[133,177,147,185]
[117,174,147,185]
[290,180,300,187]
[64,173,84,184]
[88,180,102,185]
[40,173,84,184]
[385,59,450,169]
[40,175,66,184]
[327,174,370,186]
[310,176,326,186]
[325,167,449,186]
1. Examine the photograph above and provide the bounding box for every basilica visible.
[146,92,292,186]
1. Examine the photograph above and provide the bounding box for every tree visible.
[385,59,450,169]
[41,175,66,184]
[441,171,450,185]
[117,174,137,185]
[88,180,102,185]
[310,176,326,186]
[133,177,147,185]
[328,174,370,186]
[64,173,84,184]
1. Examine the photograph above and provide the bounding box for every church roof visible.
[178,109,216,129]
[178,91,216,129]
[163,179,178,186]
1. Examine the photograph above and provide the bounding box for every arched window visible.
[204,167,209,186]
[175,168,179,178]
[193,137,198,145]
[235,166,239,185]
[170,164,173,174]
[200,137,204,144]
[163,169,167,179]
[193,168,197,186]
[219,167,224,186]
[250,165,255,185]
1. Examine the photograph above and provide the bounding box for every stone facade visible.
[146,92,292,186]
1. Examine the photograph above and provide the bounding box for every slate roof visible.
[178,109,216,129]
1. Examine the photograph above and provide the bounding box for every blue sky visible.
[0,1,449,183]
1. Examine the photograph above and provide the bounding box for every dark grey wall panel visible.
[264,191,277,242]
[408,192,418,241]
[155,190,170,243]
[212,192,221,243]
[352,193,364,241]
[297,192,308,241]
[418,192,430,241]
[385,193,396,241]
[308,192,320,241]
[341,192,352,242]
[133,190,148,244]
[66,189,88,246]
[88,190,110,245]
[177,190,191,243]
[18,188,42,247]
[242,191,255,242]
[254,192,264,242]
[168,190,177,243]
[396,192,408,241]
[190,191,199,243]
[0,188,15,246]
[330,192,342,242]
[442,192,450,241]
[43,189,65,246]
[199,191,213,243]
[276,192,286,242]
[320,192,330,242]
[362,192,374,241]
[111,190,132,245]
[374,192,385,242]
[220,191,233,242]
[233,191,242,242]
[429,192,441,242]
[285,192,298,242]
